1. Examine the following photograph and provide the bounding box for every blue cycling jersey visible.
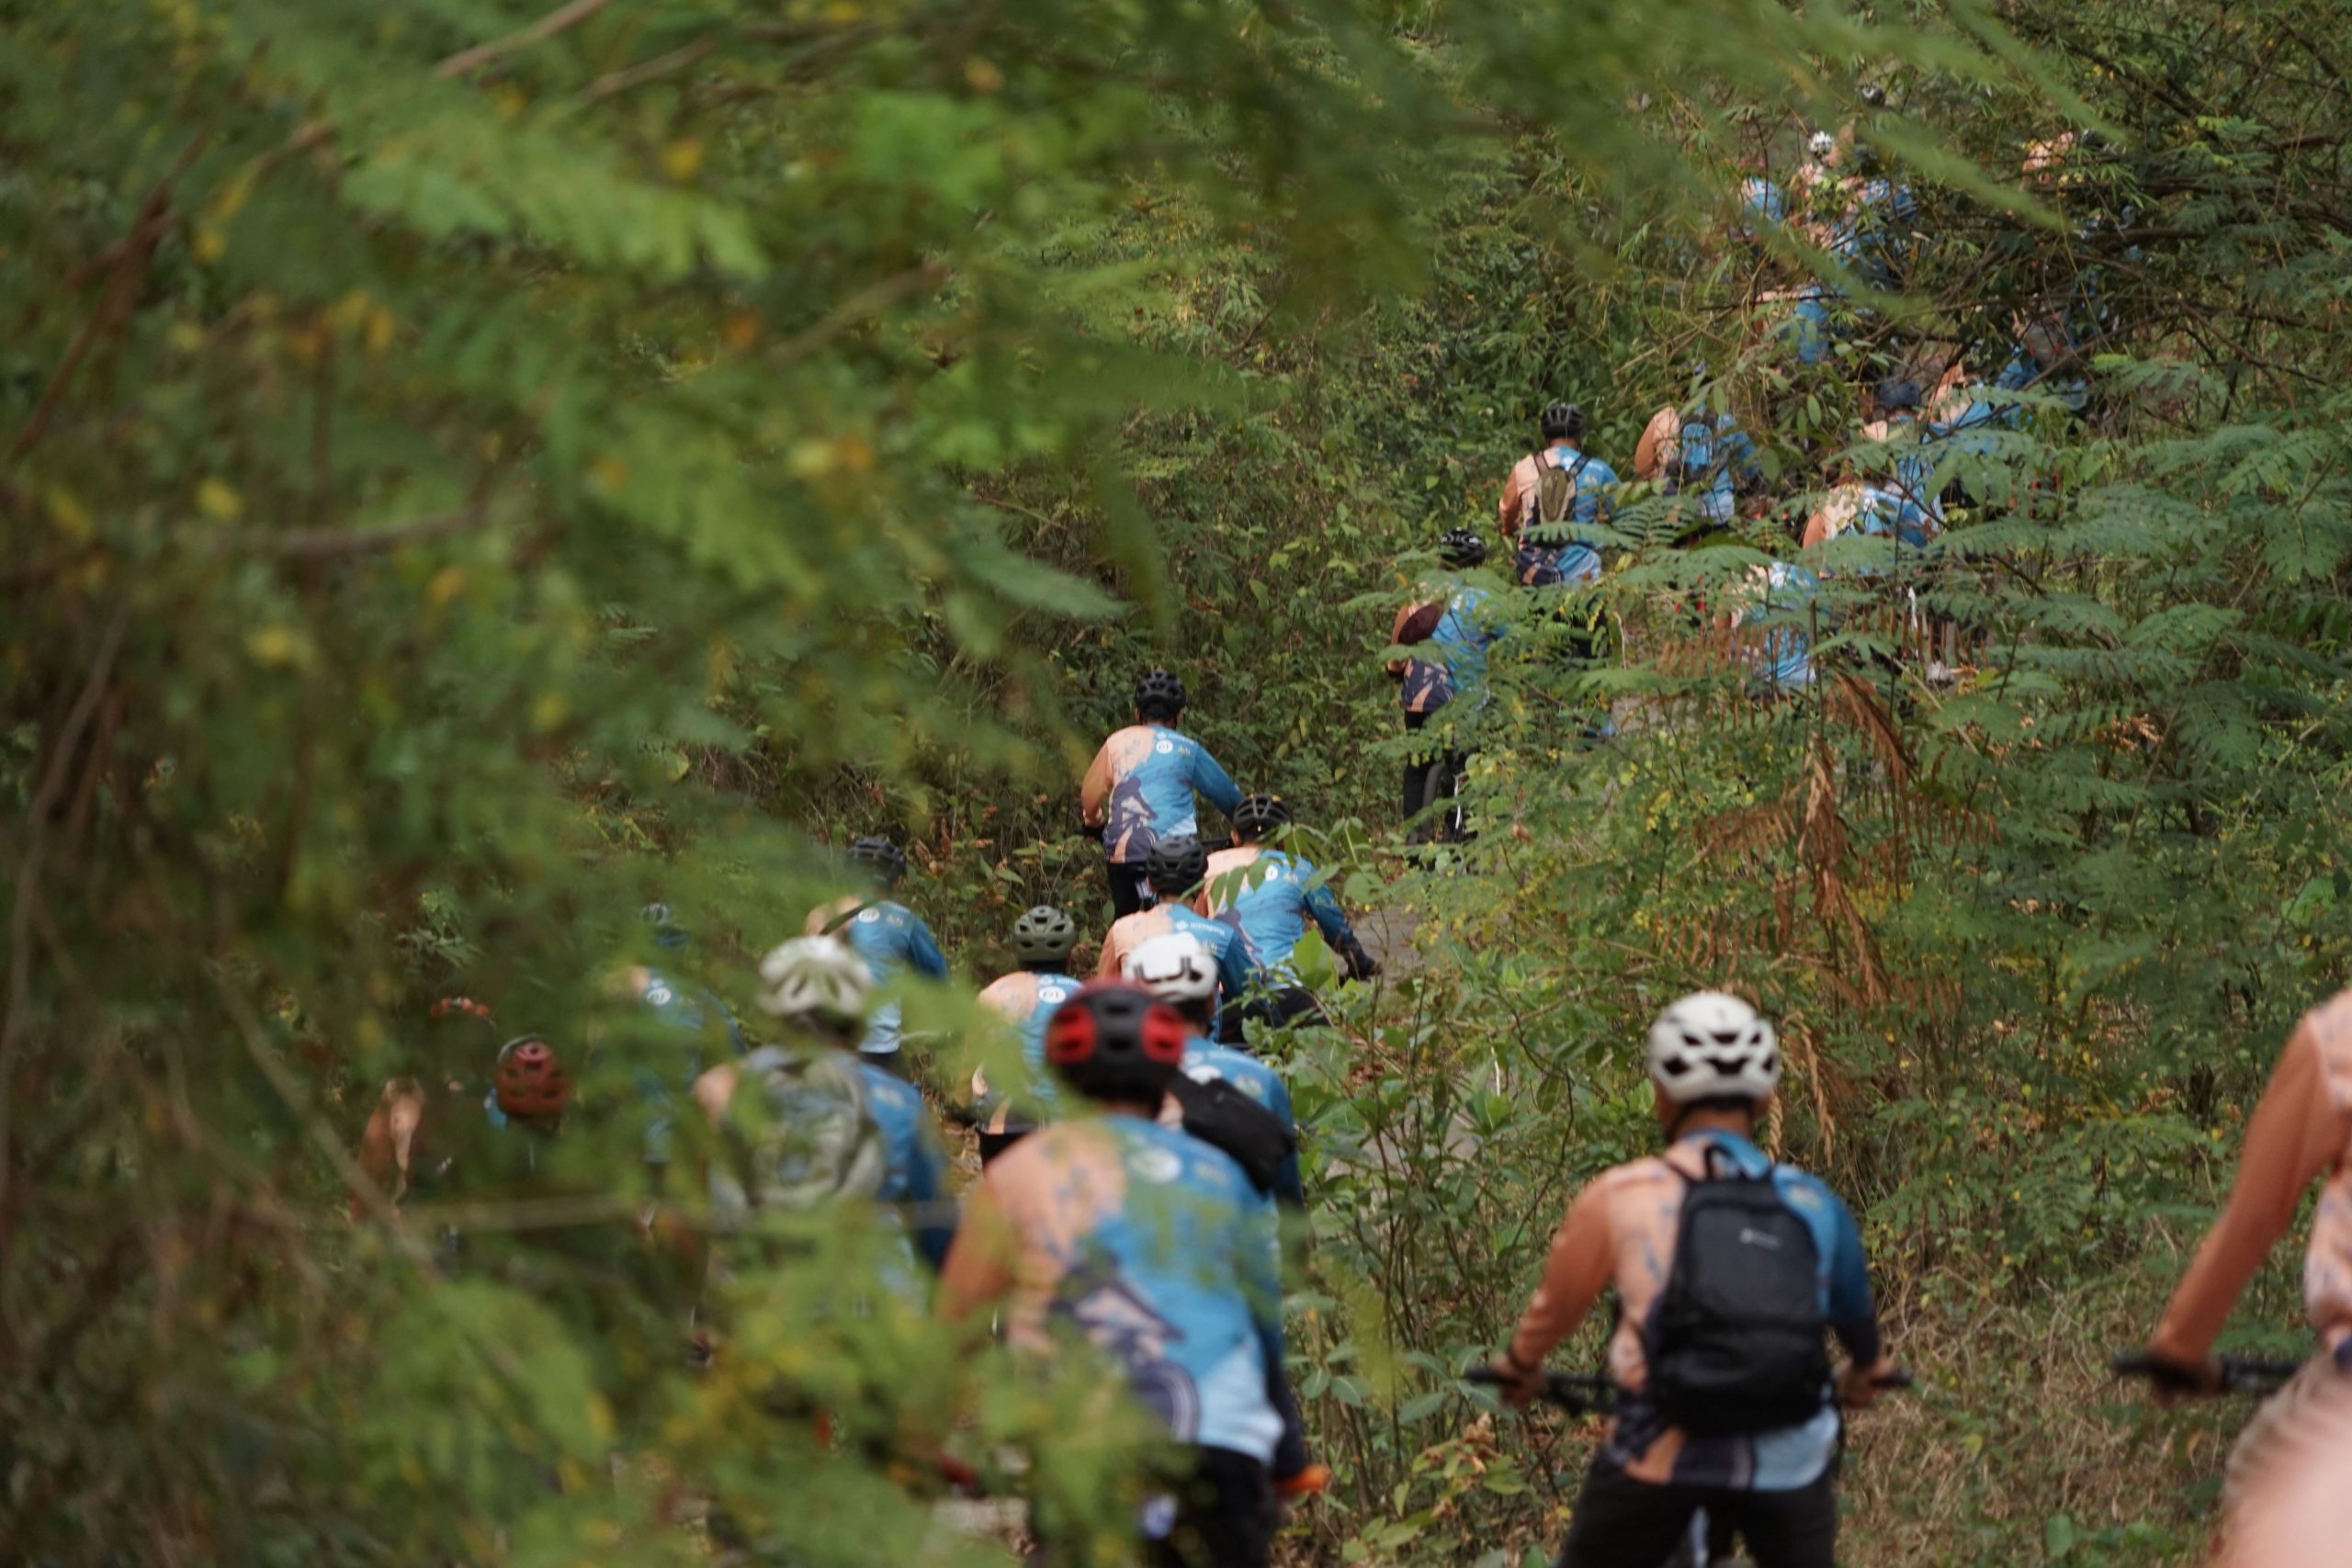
[1664,411,1763,526]
[1401,584,1501,714]
[825,899,948,1058]
[855,1062,956,1270]
[975,968,1080,1123]
[990,1115,1285,1462]
[1163,904,1256,1023]
[628,966,746,1163]
[1089,725,1243,865]
[1753,561,1819,694]
[1516,448,1619,586]
[1202,847,1360,983]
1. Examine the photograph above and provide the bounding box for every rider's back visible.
[963,1114,1283,1459]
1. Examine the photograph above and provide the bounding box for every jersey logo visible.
[857,908,881,923]
[1154,739,1174,755]
[644,984,673,1006]
[1131,1146,1183,1184]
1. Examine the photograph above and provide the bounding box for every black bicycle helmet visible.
[641,902,688,950]
[1539,400,1585,442]
[1232,794,1293,843]
[1132,668,1187,721]
[1143,834,1208,896]
[1012,904,1079,965]
[847,836,907,887]
[1875,377,1922,413]
[1438,527,1487,570]
[1044,983,1188,1104]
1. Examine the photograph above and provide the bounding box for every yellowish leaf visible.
[427,566,467,606]
[661,138,705,182]
[197,478,243,522]
[246,626,300,667]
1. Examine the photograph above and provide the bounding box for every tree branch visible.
[434,0,613,79]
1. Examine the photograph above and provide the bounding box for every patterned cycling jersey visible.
[973,969,1081,1130]
[1645,406,1763,527]
[1081,725,1243,865]
[1737,176,1786,239]
[1508,1130,1878,1492]
[1395,584,1500,715]
[1742,560,1820,694]
[945,1114,1285,1461]
[855,1061,956,1271]
[1198,846,1360,982]
[1097,904,1256,1023]
[1502,447,1620,584]
[621,964,746,1164]
[806,897,949,1058]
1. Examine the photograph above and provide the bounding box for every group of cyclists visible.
[341,121,2352,1568]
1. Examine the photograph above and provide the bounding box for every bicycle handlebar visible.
[1464,1364,1912,1416]
[2110,1352,2303,1397]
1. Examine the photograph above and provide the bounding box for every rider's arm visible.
[1093,924,1125,980]
[2152,1021,2346,1364]
[1504,1179,1615,1371]
[1821,1189,1889,1371]
[902,1116,958,1273]
[935,1179,1019,1325]
[1193,746,1243,821]
[905,916,949,981]
[1212,928,1256,1002]
[1080,739,1115,829]
[1388,602,1437,676]
[1497,455,1533,537]
[1634,406,1678,480]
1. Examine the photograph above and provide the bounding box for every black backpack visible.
[1645,1147,1831,1438]
[1168,1074,1295,1200]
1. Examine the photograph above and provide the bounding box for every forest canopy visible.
[6,0,2352,1562]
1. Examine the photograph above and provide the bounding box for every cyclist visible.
[1081,669,1244,918]
[1488,992,1899,1568]
[803,836,949,1074]
[1498,400,1621,587]
[355,998,571,1214]
[692,934,955,1276]
[2137,989,2352,1517]
[1198,793,1378,1034]
[971,904,1084,1165]
[1095,835,1253,1024]
[1389,528,1499,842]
[1124,931,1302,1206]
[1634,374,1766,537]
[938,983,1289,1567]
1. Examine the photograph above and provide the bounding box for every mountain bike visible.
[2109,1352,2303,1396]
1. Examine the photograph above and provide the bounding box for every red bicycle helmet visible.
[1044,983,1188,1104]
[493,1035,571,1120]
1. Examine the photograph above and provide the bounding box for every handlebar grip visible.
[1872,1370,1915,1391]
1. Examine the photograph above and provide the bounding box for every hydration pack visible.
[1167,1073,1295,1200]
[1646,1147,1831,1438]
[1525,452,1592,543]
[708,1046,887,1226]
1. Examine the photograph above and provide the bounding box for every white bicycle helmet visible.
[756,935,874,1024]
[1123,931,1217,1005]
[1808,130,1837,160]
[1646,991,1781,1103]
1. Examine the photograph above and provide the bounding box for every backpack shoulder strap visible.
[820,900,873,936]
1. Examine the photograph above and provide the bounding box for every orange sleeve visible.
[2153,1023,2348,1362]
[1507,1179,1616,1370]
[353,1079,424,1218]
[1080,740,1114,826]
[1386,602,1421,676]
[1497,456,1532,536]
[1094,924,1125,980]
[936,1176,1020,1325]
[1634,406,1679,480]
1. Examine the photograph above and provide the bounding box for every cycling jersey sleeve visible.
[1507,1179,1615,1371]
[1213,929,1255,1001]
[905,916,949,980]
[1818,1189,1881,1363]
[2154,1022,2346,1364]
[1080,739,1115,828]
[903,1117,957,1272]
[1634,406,1679,480]
[936,1179,1018,1325]
[1301,877,1360,955]
[1497,454,1538,536]
[1193,747,1243,821]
